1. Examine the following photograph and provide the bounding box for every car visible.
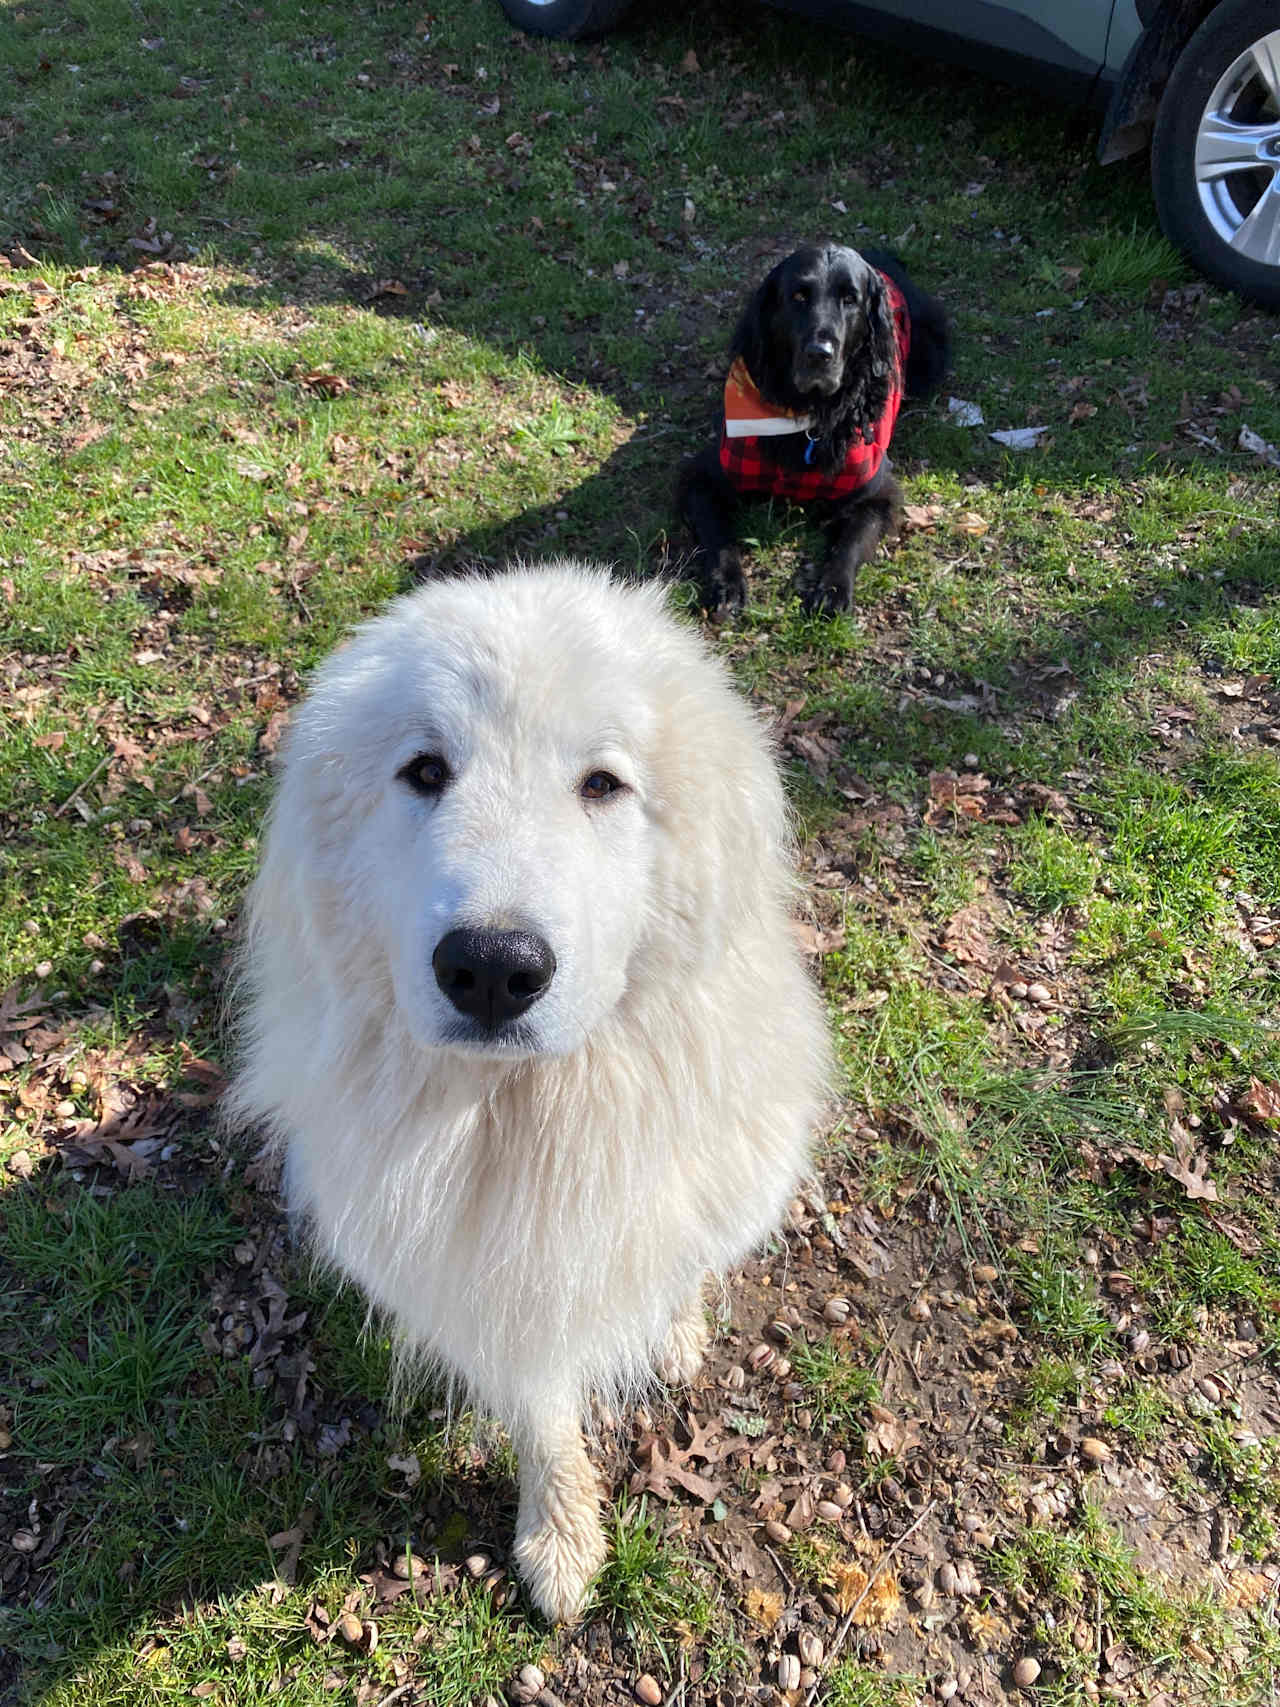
[494,0,1280,309]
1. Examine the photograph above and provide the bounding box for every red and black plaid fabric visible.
[718,275,910,502]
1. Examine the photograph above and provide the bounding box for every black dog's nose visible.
[432,928,556,1028]
[804,334,837,363]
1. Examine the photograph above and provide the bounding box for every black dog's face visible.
[765,244,878,399]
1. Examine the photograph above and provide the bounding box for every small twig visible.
[255,350,288,385]
[803,1498,936,1707]
[54,750,112,817]
[764,1543,795,1595]
[374,1686,416,1707]
[162,762,224,810]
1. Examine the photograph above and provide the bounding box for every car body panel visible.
[1104,0,1146,71]
[760,0,1119,99]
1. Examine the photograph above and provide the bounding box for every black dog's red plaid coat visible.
[718,275,910,502]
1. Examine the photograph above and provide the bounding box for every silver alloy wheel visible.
[1194,28,1280,265]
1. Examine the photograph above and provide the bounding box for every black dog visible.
[677,242,949,614]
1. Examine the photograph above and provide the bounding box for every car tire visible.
[1151,0,1280,307]
[495,0,634,39]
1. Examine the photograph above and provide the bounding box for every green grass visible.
[988,1501,1186,1664]
[1010,1245,1115,1358]
[589,1499,734,1674]
[824,1661,928,1706]
[3,0,1280,1700]
[788,1335,881,1436]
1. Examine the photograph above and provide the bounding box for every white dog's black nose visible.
[433,928,556,1027]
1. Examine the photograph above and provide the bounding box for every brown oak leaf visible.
[1157,1122,1218,1202]
[1237,1078,1280,1125]
[630,1429,721,1504]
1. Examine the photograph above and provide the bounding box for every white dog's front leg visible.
[655,1282,710,1388]
[512,1411,606,1622]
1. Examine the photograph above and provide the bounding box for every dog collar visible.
[722,357,814,439]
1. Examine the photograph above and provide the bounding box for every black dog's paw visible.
[701,547,748,615]
[799,566,855,616]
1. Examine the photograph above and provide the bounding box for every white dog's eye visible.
[399,753,451,797]
[580,770,624,802]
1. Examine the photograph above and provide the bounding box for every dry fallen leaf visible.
[1238,1077,1280,1125]
[902,502,944,531]
[630,1428,722,1504]
[258,708,292,758]
[864,1402,922,1459]
[791,920,846,958]
[301,371,350,398]
[925,771,990,826]
[1157,1120,1218,1202]
[940,905,993,970]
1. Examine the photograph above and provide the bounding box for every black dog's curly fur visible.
[677,242,949,614]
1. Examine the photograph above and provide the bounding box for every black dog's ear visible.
[729,264,781,385]
[865,269,900,386]
[828,266,900,446]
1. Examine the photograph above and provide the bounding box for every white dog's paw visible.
[655,1295,710,1389]
[514,1480,607,1623]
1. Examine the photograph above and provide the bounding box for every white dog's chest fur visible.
[284,969,815,1428]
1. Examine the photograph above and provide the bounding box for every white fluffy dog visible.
[227,562,831,1621]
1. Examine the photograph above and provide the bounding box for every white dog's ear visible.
[649,680,791,965]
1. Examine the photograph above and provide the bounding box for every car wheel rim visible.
[1194,28,1280,266]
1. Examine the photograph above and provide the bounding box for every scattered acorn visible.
[336,1612,365,1646]
[510,1664,546,1704]
[797,1631,824,1667]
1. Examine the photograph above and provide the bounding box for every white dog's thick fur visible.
[227,562,831,1620]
